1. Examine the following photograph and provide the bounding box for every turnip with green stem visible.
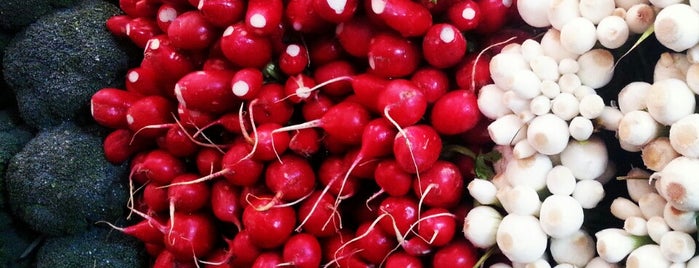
[569,116,593,141]
[686,63,699,93]
[478,84,511,120]
[497,185,542,216]
[642,137,680,172]
[546,165,577,196]
[504,153,553,191]
[597,106,624,131]
[646,216,671,244]
[624,167,655,202]
[626,245,672,268]
[541,28,580,61]
[611,197,644,220]
[578,93,605,119]
[595,228,653,263]
[488,114,527,146]
[517,0,552,28]
[513,139,537,159]
[467,179,498,205]
[580,0,616,23]
[547,0,581,30]
[624,216,648,236]
[551,92,580,120]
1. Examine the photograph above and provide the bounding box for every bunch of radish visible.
[88,0,546,266]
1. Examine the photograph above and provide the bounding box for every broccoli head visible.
[2,0,137,130]
[0,0,78,31]
[0,110,33,209]
[35,226,146,268]
[0,211,38,268]
[5,122,129,236]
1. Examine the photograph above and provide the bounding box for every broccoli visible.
[35,226,146,268]
[0,211,38,268]
[0,0,78,31]
[0,109,33,209]
[4,122,129,236]
[2,0,138,130]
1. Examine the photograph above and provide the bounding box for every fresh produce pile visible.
[2,0,699,267]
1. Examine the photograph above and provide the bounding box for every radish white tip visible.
[249,14,267,28]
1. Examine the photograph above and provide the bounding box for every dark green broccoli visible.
[0,211,38,268]
[0,0,78,31]
[5,122,129,236]
[2,0,138,130]
[0,109,33,209]
[35,226,146,268]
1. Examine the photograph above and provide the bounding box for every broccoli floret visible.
[0,0,78,31]
[5,122,128,236]
[0,211,38,268]
[35,226,146,268]
[2,0,137,130]
[0,109,33,209]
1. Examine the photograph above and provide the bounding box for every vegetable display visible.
[1,0,699,267]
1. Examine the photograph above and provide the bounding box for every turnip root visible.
[653,156,699,211]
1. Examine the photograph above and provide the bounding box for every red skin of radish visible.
[285,0,333,33]
[368,32,421,78]
[245,0,283,36]
[219,23,273,68]
[288,128,322,157]
[126,95,177,138]
[301,93,335,121]
[323,230,372,268]
[153,250,197,268]
[351,73,388,113]
[125,66,165,96]
[102,128,153,165]
[242,197,297,249]
[156,126,198,157]
[416,208,456,247]
[455,52,493,92]
[167,11,219,50]
[453,154,476,182]
[106,15,131,38]
[393,124,443,174]
[371,0,432,37]
[137,149,187,185]
[413,160,464,208]
[430,89,481,135]
[220,140,265,186]
[195,147,223,176]
[249,123,291,161]
[120,0,158,18]
[228,230,263,267]
[308,35,346,66]
[279,43,310,76]
[418,0,457,15]
[297,190,341,237]
[401,236,433,256]
[355,221,398,264]
[460,118,494,146]
[210,180,243,230]
[168,173,211,213]
[318,156,359,198]
[344,150,380,179]
[90,87,142,130]
[145,242,164,258]
[385,252,424,268]
[284,74,318,104]
[116,218,166,244]
[202,57,237,71]
[317,100,372,145]
[263,154,316,207]
[231,67,264,101]
[197,0,245,28]
[126,17,162,49]
[144,182,169,213]
[175,70,238,115]
[163,212,218,261]
[474,0,512,34]
[378,196,419,237]
[374,159,414,197]
[343,117,397,171]
[422,23,467,68]
[155,3,187,33]
[410,67,450,104]
[177,104,216,129]
[250,83,295,125]
[482,27,535,54]
[446,0,481,32]
[431,240,478,267]
[313,0,358,23]
[377,79,428,128]
[336,16,376,58]
[282,233,323,268]
[252,252,283,268]
[313,60,355,97]
[141,36,196,97]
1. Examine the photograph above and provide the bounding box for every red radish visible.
[99,217,165,244]
[126,17,162,48]
[195,147,223,175]
[197,139,265,186]
[177,104,217,129]
[281,233,323,268]
[141,36,196,95]
[126,95,177,138]
[301,93,335,121]
[393,124,442,174]
[285,0,332,33]
[144,182,169,213]
[246,122,291,162]
[352,220,398,264]
[167,11,218,50]
[385,252,424,268]
[284,74,319,104]
[318,156,359,198]
[145,243,164,258]
[446,0,481,31]
[102,128,153,165]
[242,196,297,249]
[296,190,341,237]
[197,0,245,28]
[155,3,187,33]
[481,27,533,54]
[308,34,347,65]
[168,173,211,214]
[313,0,358,23]
[279,43,310,76]
[313,60,355,97]
[418,0,457,14]
[351,73,389,113]
[474,0,513,34]
[374,159,414,197]
[231,67,264,101]
[288,128,322,157]
[91,88,142,130]
[257,154,316,210]
[249,83,295,125]
[371,0,432,37]
[401,236,433,256]
[210,180,243,230]
[228,230,263,267]
[413,160,464,208]
[422,23,467,68]
[343,150,380,179]
[157,126,199,157]
[368,32,421,78]
[377,79,428,128]
[191,110,251,139]
[430,89,481,135]
[323,230,373,268]
[272,100,371,146]
[125,66,165,96]
[410,67,450,104]
[251,252,283,268]
[219,22,273,68]
[163,212,218,261]
[133,149,187,185]
[245,0,283,36]
[174,70,238,115]
[455,52,493,92]
[202,57,237,71]
[152,250,197,268]
[120,0,158,18]
[431,240,478,267]
[335,16,376,57]
[378,196,419,237]
[416,208,457,247]
[106,15,131,37]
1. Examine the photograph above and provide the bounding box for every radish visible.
[393,124,443,174]
[431,240,478,267]
[106,14,131,37]
[120,0,158,18]
[371,0,433,37]
[474,0,515,34]
[257,154,316,210]
[102,128,153,165]
[143,182,170,213]
[174,70,239,115]
[296,190,341,237]
[99,217,165,245]
[374,159,414,197]
[455,53,493,92]
[244,0,283,36]
[413,160,464,209]
[430,89,481,135]
[313,60,355,97]
[157,126,199,157]
[231,67,264,101]
[416,208,457,247]
[377,196,419,237]
[308,34,347,65]
[336,16,376,58]
[384,252,424,268]
[167,10,218,50]
[210,180,243,230]
[285,0,333,33]
[323,230,372,268]
[141,36,196,94]
[125,66,164,96]
[195,147,223,175]
[126,95,177,138]
[410,67,450,104]
[318,155,360,198]
[288,128,322,157]
[132,149,187,185]
[281,233,323,268]
[219,22,273,68]
[422,23,467,68]
[249,83,295,125]
[91,88,143,130]
[351,73,389,113]
[279,43,310,76]
[313,0,359,23]
[377,79,428,128]
[152,250,197,268]
[197,0,245,28]
[446,0,481,31]
[400,236,433,256]
[368,32,421,78]
[242,196,297,249]
[126,17,162,48]
[351,221,399,264]
[251,252,283,268]
[301,93,335,121]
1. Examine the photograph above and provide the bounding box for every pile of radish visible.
[89,0,699,266]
